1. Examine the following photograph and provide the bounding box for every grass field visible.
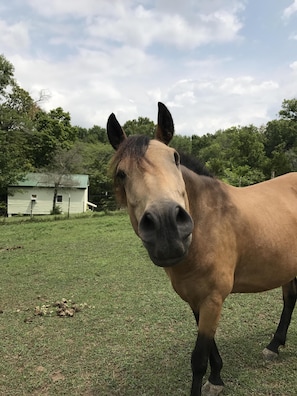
[1,213,297,395]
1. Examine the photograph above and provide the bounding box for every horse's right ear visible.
[155,102,174,145]
[107,113,127,150]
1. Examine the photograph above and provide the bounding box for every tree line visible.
[1,54,297,215]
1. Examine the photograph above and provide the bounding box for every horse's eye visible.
[174,151,180,166]
[116,170,126,181]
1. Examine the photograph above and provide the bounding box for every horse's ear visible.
[107,113,127,150]
[155,102,174,145]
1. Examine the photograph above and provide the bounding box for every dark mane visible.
[180,152,213,178]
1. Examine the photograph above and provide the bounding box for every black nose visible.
[138,202,194,266]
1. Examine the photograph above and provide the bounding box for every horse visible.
[106,102,297,396]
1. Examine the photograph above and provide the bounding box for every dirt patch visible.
[24,298,95,322]
[51,370,65,382]
[0,245,23,252]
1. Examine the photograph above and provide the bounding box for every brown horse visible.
[107,102,297,396]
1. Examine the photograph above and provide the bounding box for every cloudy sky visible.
[1,0,297,135]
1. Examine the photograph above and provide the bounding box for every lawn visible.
[0,213,297,395]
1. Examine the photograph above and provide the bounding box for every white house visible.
[8,173,90,216]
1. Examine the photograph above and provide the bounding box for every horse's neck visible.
[181,167,232,215]
[181,166,218,195]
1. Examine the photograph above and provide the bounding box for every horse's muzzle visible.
[138,202,194,267]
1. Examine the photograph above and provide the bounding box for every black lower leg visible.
[266,278,297,354]
[191,311,224,393]
[191,333,212,396]
[208,339,224,386]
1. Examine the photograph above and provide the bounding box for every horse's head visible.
[107,102,194,267]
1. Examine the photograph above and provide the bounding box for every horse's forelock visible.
[111,135,150,173]
[110,135,151,206]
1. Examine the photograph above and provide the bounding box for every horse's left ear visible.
[155,102,174,145]
[107,113,127,150]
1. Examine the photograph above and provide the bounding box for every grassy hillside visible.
[0,213,296,395]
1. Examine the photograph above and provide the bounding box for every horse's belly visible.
[232,256,297,293]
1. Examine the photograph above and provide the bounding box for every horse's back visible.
[244,171,297,193]
[234,172,297,214]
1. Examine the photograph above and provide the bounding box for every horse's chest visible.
[165,266,214,309]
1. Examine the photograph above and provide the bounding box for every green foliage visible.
[264,118,297,176]
[50,205,62,215]
[279,98,297,121]
[191,133,216,157]
[171,134,192,154]
[77,125,107,143]
[0,56,35,196]
[30,107,79,168]
[0,53,14,95]
[123,116,155,138]
[79,142,116,210]
[222,167,266,187]
[195,125,267,185]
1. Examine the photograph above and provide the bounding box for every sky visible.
[1,0,297,136]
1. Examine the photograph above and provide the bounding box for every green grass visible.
[0,213,297,395]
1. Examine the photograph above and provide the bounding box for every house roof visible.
[10,173,89,189]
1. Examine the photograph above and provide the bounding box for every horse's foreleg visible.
[191,332,213,396]
[263,278,297,360]
[192,311,224,390]
[191,303,224,396]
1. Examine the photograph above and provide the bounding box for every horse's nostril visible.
[175,205,194,238]
[176,206,188,224]
[141,212,156,232]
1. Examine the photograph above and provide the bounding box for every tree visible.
[123,117,155,138]
[279,98,297,121]
[171,135,192,154]
[77,125,107,144]
[195,126,267,185]
[41,145,83,214]
[264,118,297,176]
[30,107,79,169]
[79,142,115,211]
[0,54,15,96]
[191,133,216,158]
[90,125,107,143]
[0,55,35,209]
[39,107,77,145]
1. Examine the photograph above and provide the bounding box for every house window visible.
[56,195,63,203]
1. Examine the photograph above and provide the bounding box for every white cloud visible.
[283,0,297,19]
[27,0,119,18]
[290,60,297,72]
[25,0,244,52]
[164,76,280,134]
[10,42,162,129]
[0,20,30,55]
[218,77,278,95]
[9,49,288,135]
[2,0,297,137]
[86,4,243,50]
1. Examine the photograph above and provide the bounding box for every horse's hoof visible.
[262,347,278,361]
[202,380,224,396]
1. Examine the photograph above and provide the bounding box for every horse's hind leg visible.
[263,278,297,360]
